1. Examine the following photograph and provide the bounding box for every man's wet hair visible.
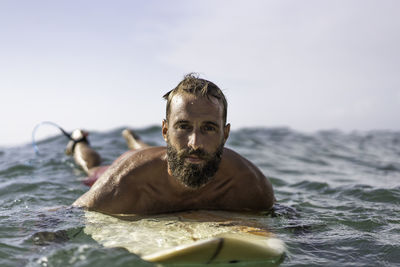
[163,73,228,124]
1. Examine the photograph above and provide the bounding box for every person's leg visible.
[65,129,102,175]
[65,130,109,187]
[122,129,150,150]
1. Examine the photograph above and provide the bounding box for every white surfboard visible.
[84,210,285,264]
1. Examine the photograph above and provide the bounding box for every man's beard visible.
[166,141,224,189]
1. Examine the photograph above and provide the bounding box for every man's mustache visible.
[177,148,210,160]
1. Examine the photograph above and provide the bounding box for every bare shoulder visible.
[221,148,264,178]
[218,147,275,210]
[94,146,166,183]
[122,146,167,162]
[113,147,167,183]
[73,146,167,213]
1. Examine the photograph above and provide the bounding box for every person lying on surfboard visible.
[71,73,275,214]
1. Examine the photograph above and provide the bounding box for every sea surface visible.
[0,126,399,266]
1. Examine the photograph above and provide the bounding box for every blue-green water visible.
[1,126,399,266]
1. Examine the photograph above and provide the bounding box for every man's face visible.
[162,93,230,188]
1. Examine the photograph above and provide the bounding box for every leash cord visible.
[32,121,73,155]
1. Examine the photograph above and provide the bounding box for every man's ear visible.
[223,123,230,144]
[162,119,168,142]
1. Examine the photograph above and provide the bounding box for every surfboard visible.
[84,210,286,265]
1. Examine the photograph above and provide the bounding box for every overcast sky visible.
[1,0,399,147]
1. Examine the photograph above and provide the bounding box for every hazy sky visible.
[1,0,399,147]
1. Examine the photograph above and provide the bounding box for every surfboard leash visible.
[32,121,87,155]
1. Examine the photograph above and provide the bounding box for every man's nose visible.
[188,130,204,150]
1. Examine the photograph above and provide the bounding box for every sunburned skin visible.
[72,92,275,215]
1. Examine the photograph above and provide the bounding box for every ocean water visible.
[0,126,399,266]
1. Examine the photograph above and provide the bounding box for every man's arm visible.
[246,157,275,209]
[223,148,275,210]
[72,154,139,214]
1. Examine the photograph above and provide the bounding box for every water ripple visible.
[0,127,399,266]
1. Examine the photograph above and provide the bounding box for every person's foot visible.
[65,129,88,155]
[122,129,148,150]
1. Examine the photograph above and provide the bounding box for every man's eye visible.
[203,126,216,132]
[178,124,190,130]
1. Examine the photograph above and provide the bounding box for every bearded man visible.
[71,74,275,214]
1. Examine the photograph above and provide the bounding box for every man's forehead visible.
[169,93,224,121]
[170,93,220,107]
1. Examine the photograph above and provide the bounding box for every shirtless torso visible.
[73,146,274,214]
